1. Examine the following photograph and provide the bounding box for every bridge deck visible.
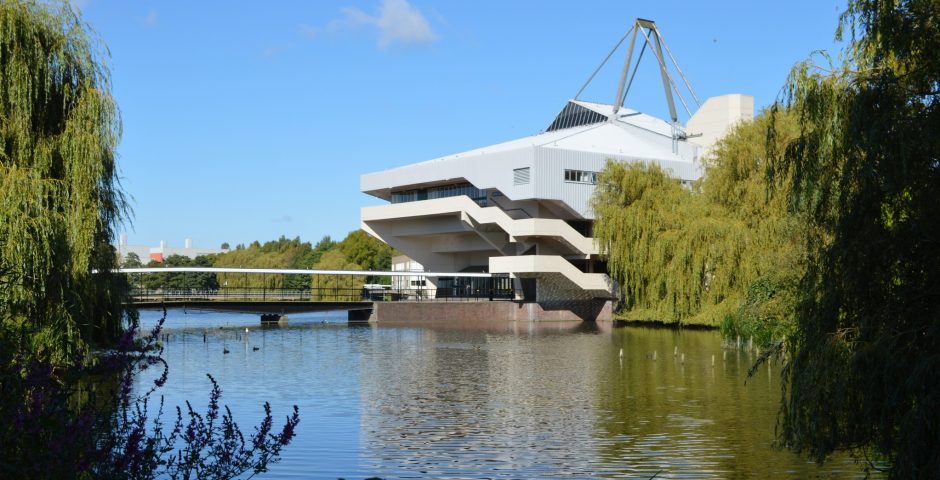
[132,299,372,314]
[129,287,516,315]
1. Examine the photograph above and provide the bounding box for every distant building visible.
[115,234,228,264]
[391,255,427,292]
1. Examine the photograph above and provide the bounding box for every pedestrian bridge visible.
[120,267,516,319]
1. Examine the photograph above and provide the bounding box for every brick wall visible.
[369,300,612,323]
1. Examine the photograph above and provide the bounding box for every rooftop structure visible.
[360,19,753,315]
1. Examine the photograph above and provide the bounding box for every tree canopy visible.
[137,254,218,291]
[203,231,393,290]
[0,0,126,360]
[776,0,940,475]
[310,249,363,301]
[591,109,802,332]
[212,235,321,289]
[336,229,394,272]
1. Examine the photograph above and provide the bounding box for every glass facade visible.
[391,182,488,207]
[436,275,514,299]
[564,169,598,184]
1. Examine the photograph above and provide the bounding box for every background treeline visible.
[125,230,395,291]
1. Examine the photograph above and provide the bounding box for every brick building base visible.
[356,300,612,323]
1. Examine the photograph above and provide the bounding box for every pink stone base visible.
[367,300,612,323]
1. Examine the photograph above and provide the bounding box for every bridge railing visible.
[129,287,520,303]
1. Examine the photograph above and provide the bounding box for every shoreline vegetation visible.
[597,109,801,341]
[611,318,718,331]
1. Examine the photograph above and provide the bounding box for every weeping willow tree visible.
[776,0,940,475]
[0,0,127,362]
[591,109,801,330]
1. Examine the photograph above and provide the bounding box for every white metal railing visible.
[118,267,494,277]
[129,287,518,303]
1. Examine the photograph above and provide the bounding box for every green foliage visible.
[336,230,393,271]
[122,252,143,268]
[720,271,797,346]
[310,234,337,266]
[776,1,940,475]
[591,110,802,328]
[310,250,362,301]
[0,0,127,361]
[336,230,394,284]
[207,231,393,292]
[212,235,319,289]
[137,255,218,291]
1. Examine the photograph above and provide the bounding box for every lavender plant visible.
[0,311,300,479]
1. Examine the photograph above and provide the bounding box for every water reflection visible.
[138,310,874,479]
[591,328,854,478]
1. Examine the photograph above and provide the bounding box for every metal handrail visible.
[129,287,520,303]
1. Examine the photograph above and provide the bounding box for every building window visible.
[513,167,530,185]
[564,169,597,184]
[391,182,487,206]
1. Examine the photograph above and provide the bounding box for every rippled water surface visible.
[137,310,872,479]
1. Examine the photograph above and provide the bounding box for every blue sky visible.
[75,0,846,250]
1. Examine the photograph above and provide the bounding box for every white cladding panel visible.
[361,146,537,200]
[452,148,538,200]
[534,148,607,219]
[362,141,702,219]
[533,147,702,219]
[361,99,709,220]
[362,146,702,219]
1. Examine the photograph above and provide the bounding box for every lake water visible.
[136,309,874,479]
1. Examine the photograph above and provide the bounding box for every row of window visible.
[564,169,598,184]
[436,276,514,299]
[391,170,675,204]
[391,278,427,289]
[391,182,488,206]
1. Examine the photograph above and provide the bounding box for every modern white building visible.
[360,19,752,320]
